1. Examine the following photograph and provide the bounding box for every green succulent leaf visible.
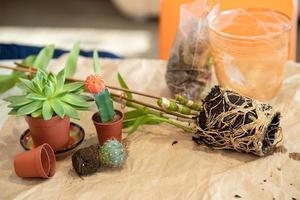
[22,55,37,66]
[73,106,90,111]
[0,73,19,94]
[93,49,101,74]
[65,42,80,77]
[27,93,47,101]
[19,78,38,93]
[62,82,84,92]
[17,101,43,116]
[42,100,53,120]
[35,69,47,79]
[50,99,65,119]
[33,44,55,69]
[8,108,18,115]
[61,101,80,120]
[61,94,89,108]
[56,69,65,93]
[117,73,133,100]
[33,70,46,90]
[31,109,42,118]
[80,95,94,102]
[32,80,43,94]
[4,95,28,104]
[6,96,33,108]
[44,85,54,97]
[48,72,57,86]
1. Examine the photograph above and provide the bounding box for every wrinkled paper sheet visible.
[0,56,300,200]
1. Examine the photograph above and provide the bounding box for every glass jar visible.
[209,8,291,101]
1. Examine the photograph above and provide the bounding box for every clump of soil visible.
[72,145,100,176]
[289,152,300,161]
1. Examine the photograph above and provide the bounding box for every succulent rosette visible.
[85,75,115,122]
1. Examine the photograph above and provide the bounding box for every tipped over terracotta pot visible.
[14,143,56,178]
[92,110,124,145]
[25,116,70,151]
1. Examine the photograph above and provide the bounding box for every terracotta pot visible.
[92,110,124,145]
[14,143,56,178]
[25,116,70,151]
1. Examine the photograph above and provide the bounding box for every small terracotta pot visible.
[14,143,56,178]
[25,116,70,151]
[92,110,124,145]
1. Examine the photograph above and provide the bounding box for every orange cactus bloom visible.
[85,75,106,94]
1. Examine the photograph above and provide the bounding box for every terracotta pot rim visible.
[92,110,124,126]
[37,146,50,178]
[25,115,70,128]
[43,143,56,177]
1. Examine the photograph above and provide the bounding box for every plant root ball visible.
[193,86,282,156]
[72,145,101,176]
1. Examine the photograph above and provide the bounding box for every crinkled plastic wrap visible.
[165,1,217,100]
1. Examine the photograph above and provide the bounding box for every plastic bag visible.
[165,1,217,100]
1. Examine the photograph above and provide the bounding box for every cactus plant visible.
[85,75,115,122]
[99,139,126,168]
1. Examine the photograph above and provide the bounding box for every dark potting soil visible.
[72,144,100,176]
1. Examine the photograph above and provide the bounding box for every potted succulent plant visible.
[85,75,124,145]
[4,69,90,151]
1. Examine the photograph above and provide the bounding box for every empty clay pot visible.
[25,116,70,151]
[92,110,124,145]
[14,143,56,178]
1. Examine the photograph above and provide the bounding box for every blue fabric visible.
[0,43,122,60]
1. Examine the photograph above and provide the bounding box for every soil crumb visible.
[263,179,267,182]
[274,146,287,154]
[234,195,242,198]
[289,152,300,161]
[172,141,178,146]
